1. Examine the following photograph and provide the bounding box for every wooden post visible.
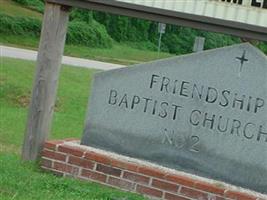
[22,2,70,160]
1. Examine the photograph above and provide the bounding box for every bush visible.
[0,13,41,36]
[201,31,241,50]
[93,12,152,43]
[257,42,267,54]
[70,9,93,24]
[12,0,44,13]
[67,20,113,48]
[0,13,113,48]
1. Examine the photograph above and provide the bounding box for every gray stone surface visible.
[81,43,267,194]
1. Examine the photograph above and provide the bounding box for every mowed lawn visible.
[0,57,147,200]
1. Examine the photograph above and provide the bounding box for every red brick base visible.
[41,139,266,200]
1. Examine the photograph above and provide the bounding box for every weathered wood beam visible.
[22,2,71,160]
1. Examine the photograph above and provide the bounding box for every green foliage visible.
[257,42,267,54]
[93,12,152,42]
[200,31,241,49]
[70,8,93,24]
[12,0,44,13]
[0,13,113,48]
[0,13,41,37]
[91,12,246,54]
[6,0,267,54]
[67,20,113,48]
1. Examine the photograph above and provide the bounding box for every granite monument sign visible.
[81,43,267,193]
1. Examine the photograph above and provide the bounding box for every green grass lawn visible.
[0,57,147,200]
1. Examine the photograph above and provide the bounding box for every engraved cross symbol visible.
[236,50,248,75]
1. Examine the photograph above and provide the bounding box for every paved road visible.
[0,45,124,70]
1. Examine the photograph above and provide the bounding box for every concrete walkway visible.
[0,45,124,70]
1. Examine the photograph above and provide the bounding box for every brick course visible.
[41,139,267,200]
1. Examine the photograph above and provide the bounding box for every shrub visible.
[257,42,267,54]
[0,13,113,48]
[0,13,41,36]
[70,9,93,24]
[67,20,113,48]
[12,0,44,13]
